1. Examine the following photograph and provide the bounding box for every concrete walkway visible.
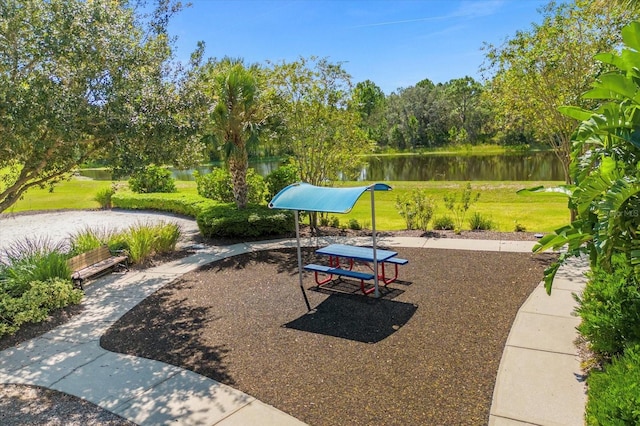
[0,234,588,425]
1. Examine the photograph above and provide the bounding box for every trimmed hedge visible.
[112,192,217,218]
[197,203,294,238]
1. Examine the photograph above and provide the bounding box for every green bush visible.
[1,238,71,296]
[0,278,83,338]
[433,215,455,230]
[195,167,267,204]
[112,192,216,218]
[128,165,177,194]
[348,218,361,230]
[444,182,480,233]
[197,204,294,238]
[585,344,640,425]
[94,186,116,209]
[468,212,495,230]
[68,221,181,265]
[395,189,435,231]
[329,215,340,228]
[265,162,299,200]
[514,221,527,232]
[575,255,640,358]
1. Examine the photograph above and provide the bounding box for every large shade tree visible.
[0,0,200,213]
[482,0,635,184]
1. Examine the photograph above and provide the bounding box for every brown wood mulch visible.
[98,245,555,426]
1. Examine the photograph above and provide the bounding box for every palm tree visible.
[208,61,264,209]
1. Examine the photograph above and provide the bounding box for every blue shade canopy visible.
[268,182,392,213]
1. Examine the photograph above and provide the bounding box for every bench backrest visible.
[67,245,112,271]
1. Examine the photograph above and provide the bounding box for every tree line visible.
[0,0,638,212]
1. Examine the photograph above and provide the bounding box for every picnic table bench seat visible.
[304,263,376,294]
[67,245,128,290]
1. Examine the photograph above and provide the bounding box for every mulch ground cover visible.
[101,246,555,426]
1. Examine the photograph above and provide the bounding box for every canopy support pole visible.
[295,210,312,311]
[370,187,380,298]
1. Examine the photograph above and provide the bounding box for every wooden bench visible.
[304,263,375,294]
[67,245,128,290]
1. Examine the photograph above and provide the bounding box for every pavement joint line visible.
[109,369,183,414]
[49,350,110,388]
[517,310,579,320]
[505,344,580,357]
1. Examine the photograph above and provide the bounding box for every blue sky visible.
[169,0,550,94]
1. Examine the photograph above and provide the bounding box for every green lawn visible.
[4,178,569,233]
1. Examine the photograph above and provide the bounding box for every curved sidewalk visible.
[0,235,587,425]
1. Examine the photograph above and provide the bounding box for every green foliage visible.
[197,204,294,238]
[94,185,117,209]
[68,222,180,265]
[443,183,480,233]
[532,20,640,293]
[0,278,83,338]
[585,344,640,425]
[128,165,177,194]
[112,191,215,218]
[0,0,198,213]
[0,238,71,296]
[265,162,299,200]
[468,212,495,230]
[575,255,640,358]
[195,168,266,204]
[347,218,361,230]
[433,215,455,230]
[395,189,435,231]
[513,220,527,232]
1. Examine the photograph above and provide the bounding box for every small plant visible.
[128,165,177,194]
[395,189,435,231]
[348,218,361,230]
[468,212,494,230]
[329,216,340,228]
[319,215,329,226]
[585,344,640,425]
[433,215,455,230]
[514,220,527,232]
[94,185,117,209]
[443,182,480,233]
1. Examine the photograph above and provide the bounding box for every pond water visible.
[78,151,564,182]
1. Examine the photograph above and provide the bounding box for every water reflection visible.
[78,152,563,182]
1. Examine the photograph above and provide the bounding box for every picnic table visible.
[304,244,408,295]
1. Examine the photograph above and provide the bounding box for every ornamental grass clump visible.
[0,238,82,339]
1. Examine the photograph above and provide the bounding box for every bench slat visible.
[384,257,408,265]
[304,264,374,281]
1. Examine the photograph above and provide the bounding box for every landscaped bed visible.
[99,246,555,425]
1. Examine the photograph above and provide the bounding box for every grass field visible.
[3,178,569,233]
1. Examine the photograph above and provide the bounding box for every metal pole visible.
[295,210,312,311]
[370,186,380,298]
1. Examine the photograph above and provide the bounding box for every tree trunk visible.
[229,152,248,209]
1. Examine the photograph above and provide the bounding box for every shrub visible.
[1,238,71,295]
[575,254,640,358]
[128,165,177,194]
[585,344,640,425]
[348,218,361,230]
[112,192,216,218]
[0,278,83,338]
[68,226,117,256]
[395,189,435,231]
[197,204,294,238]
[265,162,299,200]
[514,221,527,232]
[468,212,494,230]
[329,216,340,228]
[433,215,455,230]
[94,185,116,209]
[195,168,267,204]
[444,182,480,233]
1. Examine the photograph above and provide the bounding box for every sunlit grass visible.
[4,177,569,233]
